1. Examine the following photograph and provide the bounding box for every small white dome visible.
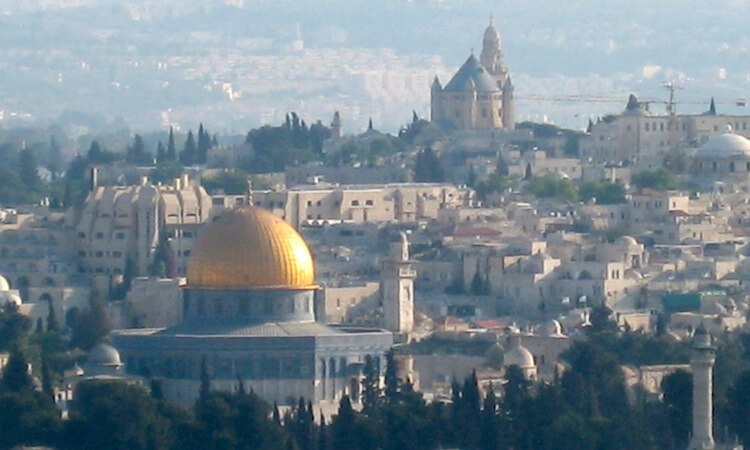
[696,132,750,159]
[0,292,22,307]
[615,235,640,249]
[543,319,564,336]
[0,274,9,292]
[504,334,535,369]
[504,345,535,369]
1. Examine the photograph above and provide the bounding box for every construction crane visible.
[516,93,747,110]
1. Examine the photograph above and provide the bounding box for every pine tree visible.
[167,127,176,161]
[199,355,210,399]
[3,348,32,392]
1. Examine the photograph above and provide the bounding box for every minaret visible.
[381,232,416,336]
[330,111,342,139]
[690,324,716,450]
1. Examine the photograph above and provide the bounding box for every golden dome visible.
[187,207,315,290]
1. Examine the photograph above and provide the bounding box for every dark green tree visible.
[64,381,175,450]
[384,349,400,403]
[3,348,33,392]
[331,395,356,450]
[0,303,32,351]
[0,390,63,448]
[661,369,692,448]
[362,354,381,416]
[480,384,499,450]
[180,130,197,166]
[41,356,54,399]
[70,290,111,351]
[197,123,212,164]
[19,146,41,193]
[166,127,176,161]
[155,141,166,163]
[414,147,445,182]
[46,300,59,333]
[199,355,211,400]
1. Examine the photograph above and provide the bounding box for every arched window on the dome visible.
[730,161,736,172]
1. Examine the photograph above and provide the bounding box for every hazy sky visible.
[1,0,749,132]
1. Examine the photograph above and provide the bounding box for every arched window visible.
[712,161,718,172]
[730,161,736,172]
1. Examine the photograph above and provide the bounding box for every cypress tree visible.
[19,146,40,192]
[318,412,328,450]
[480,384,499,450]
[331,395,355,450]
[197,123,211,164]
[41,356,54,399]
[46,300,59,332]
[167,126,176,161]
[156,141,166,163]
[273,402,282,426]
[181,130,197,165]
[384,349,399,403]
[361,354,381,415]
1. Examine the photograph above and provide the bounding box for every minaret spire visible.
[689,324,716,450]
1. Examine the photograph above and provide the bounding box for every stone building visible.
[581,95,750,167]
[75,174,213,280]
[112,206,393,407]
[694,127,750,181]
[431,21,514,131]
[251,182,473,229]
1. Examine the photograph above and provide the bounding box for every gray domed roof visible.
[444,55,500,93]
[504,343,535,368]
[87,343,123,367]
[696,130,750,159]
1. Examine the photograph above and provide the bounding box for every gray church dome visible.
[87,343,123,368]
[444,54,500,93]
[696,128,750,159]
